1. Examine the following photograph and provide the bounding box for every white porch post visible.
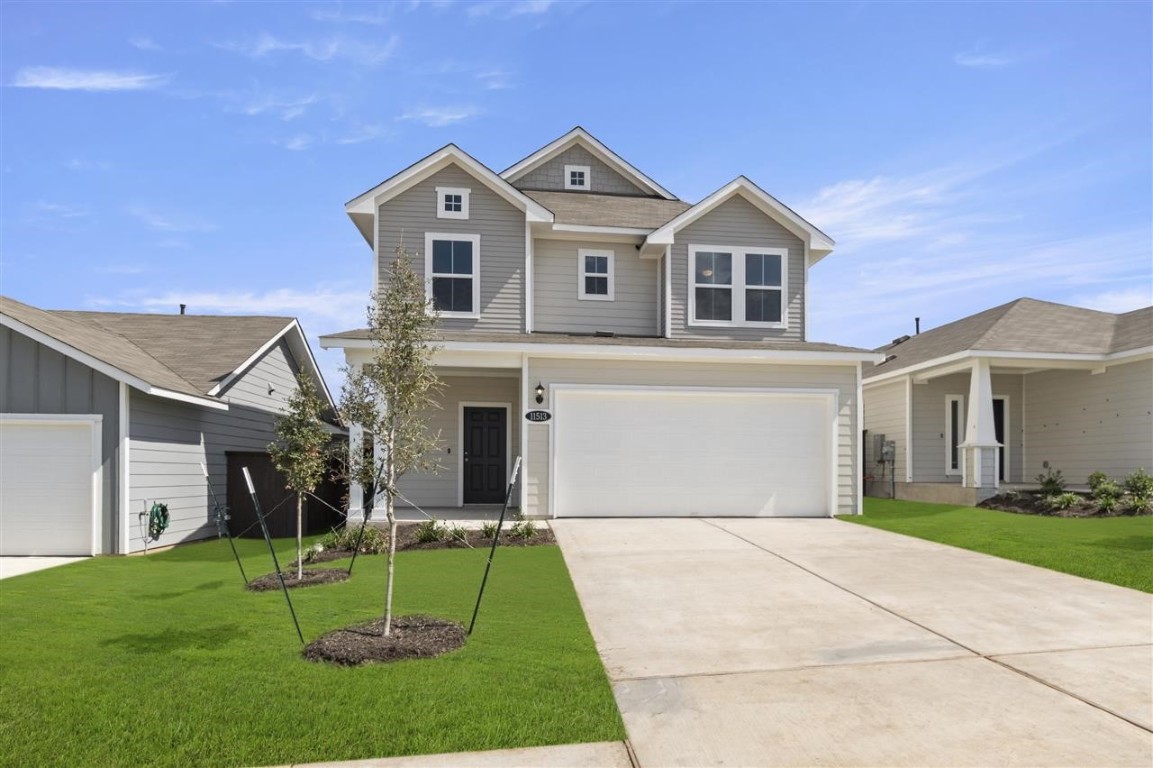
[960,357,1000,490]
[348,422,364,523]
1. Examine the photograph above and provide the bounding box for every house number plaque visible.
[524,410,552,423]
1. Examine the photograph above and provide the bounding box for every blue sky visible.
[2,1,1150,388]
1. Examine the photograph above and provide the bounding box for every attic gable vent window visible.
[435,186,470,220]
[564,164,590,191]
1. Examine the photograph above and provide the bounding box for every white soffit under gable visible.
[345,144,554,244]
[643,177,836,264]
[500,127,678,201]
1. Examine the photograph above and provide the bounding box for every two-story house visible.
[321,128,881,519]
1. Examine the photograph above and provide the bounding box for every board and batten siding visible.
[511,145,646,196]
[909,372,1023,483]
[0,326,121,553]
[532,239,658,336]
[669,196,806,342]
[524,358,858,517]
[377,165,525,333]
[394,375,521,508]
[863,379,908,481]
[1023,359,1153,482]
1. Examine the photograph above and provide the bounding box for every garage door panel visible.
[554,390,830,518]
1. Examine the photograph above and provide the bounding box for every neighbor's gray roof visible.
[323,328,872,355]
[865,298,1153,379]
[1,295,295,397]
[523,190,691,230]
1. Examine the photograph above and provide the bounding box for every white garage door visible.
[0,418,99,556]
[553,387,833,518]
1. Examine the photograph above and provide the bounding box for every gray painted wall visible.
[669,196,806,342]
[524,359,858,516]
[512,145,646,196]
[221,340,301,411]
[1023,359,1153,483]
[863,379,907,481]
[1,326,121,553]
[532,239,658,336]
[378,165,525,333]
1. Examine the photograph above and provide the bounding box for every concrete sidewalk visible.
[554,518,1153,767]
[0,556,88,580]
[286,742,631,768]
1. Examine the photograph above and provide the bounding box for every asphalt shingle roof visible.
[865,298,1153,379]
[522,190,691,230]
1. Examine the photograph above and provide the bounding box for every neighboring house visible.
[0,296,334,556]
[862,298,1153,505]
[321,127,881,520]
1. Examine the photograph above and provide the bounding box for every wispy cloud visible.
[241,93,318,121]
[25,201,89,220]
[337,123,391,145]
[218,33,398,66]
[10,66,169,91]
[1074,287,1153,313]
[127,205,215,232]
[954,47,1018,69]
[312,6,392,25]
[64,158,113,171]
[468,0,556,18]
[95,263,148,275]
[399,105,480,127]
[476,69,513,90]
[273,133,316,151]
[129,37,163,51]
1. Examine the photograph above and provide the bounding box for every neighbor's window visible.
[435,186,470,220]
[946,395,964,476]
[578,249,615,301]
[425,233,480,316]
[689,245,787,327]
[564,164,590,190]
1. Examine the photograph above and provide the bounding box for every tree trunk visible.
[383,428,397,636]
[296,493,304,581]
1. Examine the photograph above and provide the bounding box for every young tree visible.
[268,375,332,580]
[340,244,442,635]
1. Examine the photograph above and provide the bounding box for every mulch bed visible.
[978,491,1146,518]
[304,614,466,665]
[246,567,350,591]
[300,522,555,565]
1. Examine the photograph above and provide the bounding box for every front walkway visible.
[553,518,1153,767]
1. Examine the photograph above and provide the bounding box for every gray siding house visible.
[0,296,332,555]
[323,127,881,520]
[862,298,1153,504]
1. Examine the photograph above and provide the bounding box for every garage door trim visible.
[548,384,839,518]
[1,413,102,556]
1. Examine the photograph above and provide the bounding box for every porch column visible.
[960,357,1000,491]
[347,422,364,523]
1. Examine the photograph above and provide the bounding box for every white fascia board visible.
[500,127,677,200]
[207,321,295,396]
[210,318,338,411]
[645,177,836,260]
[436,340,880,366]
[285,320,338,410]
[865,346,1153,387]
[0,312,226,410]
[346,144,554,223]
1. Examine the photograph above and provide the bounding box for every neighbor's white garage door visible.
[553,388,833,517]
[0,418,99,556]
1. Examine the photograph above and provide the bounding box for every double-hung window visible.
[688,245,787,327]
[435,186,470,220]
[578,249,614,301]
[425,233,480,317]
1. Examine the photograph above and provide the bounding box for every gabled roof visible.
[642,177,836,263]
[345,143,553,245]
[501,126,677,201]
[864,298,1153,381]
[522,190,691,230]
[0,296,332,409]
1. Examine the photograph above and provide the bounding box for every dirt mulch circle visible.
[304,614,466,665]
[246,568,350,591]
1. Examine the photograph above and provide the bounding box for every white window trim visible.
[435,186,470,220]
[945,394,964,476]
[425,232,480,318]
[564,164,591,191]
[687,244,788,328]
[577,248,615,301]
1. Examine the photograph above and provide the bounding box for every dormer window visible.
[564,165,590,191]
[435,186,470,220]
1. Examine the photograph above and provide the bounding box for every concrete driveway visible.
[552,519,1153,767]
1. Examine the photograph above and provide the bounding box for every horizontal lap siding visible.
[1024,360,1153,482]
[533,239,658,336]
[1,327,120,553]
[512,145,645,196]
[524,359,858,516]
[863,380,907,481]
[670,197,805,342]
[378,165,525,333]
[220,340,300,411]
[395,376,521,508]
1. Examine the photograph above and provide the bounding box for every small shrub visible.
[481,521,499,539]
[1035,467,1066,495]
[509,520,536,540]
[1044,492,1081,511]
[414,519,446,544]
[318,525,387,554]
[1091,478,1123,502]
[303,543,325,563]
[1087,471,1110,493]
[1124,468,1153,500]
[1128,495,1153,515]
[1097,494,1119,515]
[446,523,469,544]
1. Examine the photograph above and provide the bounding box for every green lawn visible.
[841,498,1153,592]
[0,538,624,767]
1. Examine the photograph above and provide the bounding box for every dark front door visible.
[992,398,1006,481]
[463,407,507,503]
